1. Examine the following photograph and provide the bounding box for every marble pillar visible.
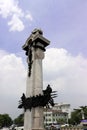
[22,29,50,130]
[24,48,44,130]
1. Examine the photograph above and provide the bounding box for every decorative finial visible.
[32,28,43,35]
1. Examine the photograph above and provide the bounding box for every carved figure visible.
[18,85,57,111]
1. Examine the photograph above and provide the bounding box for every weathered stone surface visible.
[23,29,50,130]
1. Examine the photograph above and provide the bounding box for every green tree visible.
[69,110,81,125]
[0,114,13,128]
[69,106,87,125]
[14,114,24,126]
[56,118,66,124]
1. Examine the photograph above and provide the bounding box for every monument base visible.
[32,128,45,130]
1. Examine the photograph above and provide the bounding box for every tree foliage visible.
[69,110,82,125]
[56,118,67,124]
[0,114,13,128]
[14,114,24,126]
[69,106,87,125]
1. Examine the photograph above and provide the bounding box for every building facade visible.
[53,103,71,118]
[44,103,70,126]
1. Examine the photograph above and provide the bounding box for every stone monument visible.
[18,29,57,130]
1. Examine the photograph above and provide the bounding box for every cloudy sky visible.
[0,0,87,119]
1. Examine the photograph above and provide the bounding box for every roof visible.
[80,120,87,124]
[81,120,87,123]
[44,108,68,114]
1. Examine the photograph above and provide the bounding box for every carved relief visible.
[18,85,57,111]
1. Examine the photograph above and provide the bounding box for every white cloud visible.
[8,14,24,32]
[0,50,26,118]
[0,48,87,118]
[43,48,87,108]
[0,0,23,18]
[25,12,33,21]
[0,0,33,31]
